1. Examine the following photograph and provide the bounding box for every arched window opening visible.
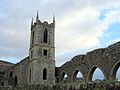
[14,76,17,87]
[61,72,69,83]
[92,68,105,81]
[43,29,48,43]
[88,66,105,82]
[77,71,83,78]
[111,62,120,80]
[32,31,34,45]
[116,67,120,81]
[73,70,83,82]
[9,71,13,78]
[64,74,68,80]
[9,71,13,85]
[43,68,47,80]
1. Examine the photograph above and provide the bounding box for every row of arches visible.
[60,64,120,82]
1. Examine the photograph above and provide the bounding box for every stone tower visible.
[28,11,55,85]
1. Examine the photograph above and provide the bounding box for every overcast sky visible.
[0,0,120,70]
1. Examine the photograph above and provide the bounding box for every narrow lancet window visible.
[29,69,31,83]
[32,31,34,45]
[14,76,17,86]
[43,29,48,43]
[43,68,47,80]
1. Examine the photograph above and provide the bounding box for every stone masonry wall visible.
[0,82,120,90]
[57,42,120,82]
[5,57,29,86]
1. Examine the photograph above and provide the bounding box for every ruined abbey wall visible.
[0,14,120,90]
[2,42,120,87]
[5,57,29,86]
[56,42,120,82]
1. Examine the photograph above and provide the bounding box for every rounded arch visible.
[43,68,47,80]
[43,29,48,43]
[110,60,120,80]
[72,69,84,82]
[60,72,69,82]
[87,65,106,81]
[14,76,17,87]
[9,71,13,78]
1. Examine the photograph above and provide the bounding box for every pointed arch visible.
[72,70,84,82]
[9,71,14,85]
[116,67,120,81]
[60,72,69,82]
[87,65,106,81]
[14,76,17,87]
[43,29,48,43]
[43,68,47,80]
[110,60,120,80]
[9,71,13,78]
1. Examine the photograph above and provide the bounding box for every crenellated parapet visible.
[31,11,55,31]
[29,11,55,85]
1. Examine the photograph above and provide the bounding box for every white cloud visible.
[56,0,120,66]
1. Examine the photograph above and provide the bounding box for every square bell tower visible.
[28,11,55,85]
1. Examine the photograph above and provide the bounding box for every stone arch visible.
[72,69,84,82]
[43,68,47,80]
[60,72,69,82]
[14,76,17,87]
[87,65,106,81]
[9,71,13,78]
[43,29,48,43]
[9,71,14,85]
[110,60,120,80]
